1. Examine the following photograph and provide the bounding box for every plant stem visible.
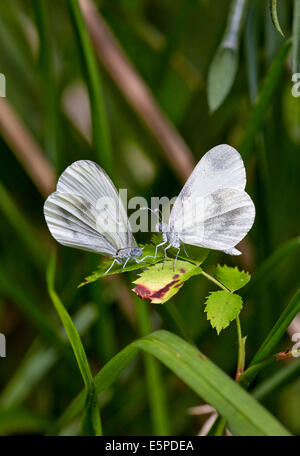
[200,270,230,292]
[235,317,246,380]
[201,269,246,434]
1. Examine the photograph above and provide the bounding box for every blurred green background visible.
[0,0,299,436]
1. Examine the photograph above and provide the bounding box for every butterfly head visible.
[155,222,168,233]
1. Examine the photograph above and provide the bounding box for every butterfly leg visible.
[152,239,167,262]
[173,247,181,271]
[136,255,153,264]
[122,257,130,270]
[104,258,121,275]
[162,243,172,268]
[182,244,189,258]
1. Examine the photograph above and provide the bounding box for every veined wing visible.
[44,192,116,255]
[44,160,135,253]
[169,144,246,232]
[174,187,255,254]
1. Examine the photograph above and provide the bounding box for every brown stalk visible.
[79,0,195,182]
[0,99,56,196]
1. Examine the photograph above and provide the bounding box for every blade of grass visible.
[134,299,169,435]
[32,0,60,171]
[245,0,260,103]
[292,0,300,73]
[238,287,300,388]
[0,264,71,359]
[244,236,300,299]
[240,40,292,162]
[67,0,111,173]
[250,287,300,365]
[0,304,97,408]
[252,358,300,401]
[0,181,49,271]
[0,407,48,436]
[46,253,102,436]
[51,330,290,436]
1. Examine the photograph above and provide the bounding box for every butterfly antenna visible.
[140,206,161,221]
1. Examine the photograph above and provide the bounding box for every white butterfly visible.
[44,160,144,274]
[154,144,255,264]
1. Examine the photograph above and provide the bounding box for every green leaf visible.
[204,291,243,334]
[207,0,248,112]
[269,0,285,37]
[133,259,202,304]
[0,181,48,271]
[79,243,163,287]
[52,330,291,436]
[207,48,238,112]
[214,264,250,291]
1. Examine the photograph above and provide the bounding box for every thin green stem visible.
[200,270,230,292]
[202,269,246,434]
[235,316,246,380]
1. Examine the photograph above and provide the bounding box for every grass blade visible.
[67,0,111,172]
[240,40,292,161]
[0,181,48,271]
[52,330,290,436]
[244,236,300,298]
[46,254,102,435]
[252,358,300,401]
[32,0,60,170]
[292,0,300,73]
[135,299,169,435]
[0,265,68,355]
[249,287,300,367]
[0,305,97,408]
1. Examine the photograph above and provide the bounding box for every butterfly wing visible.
[169,145,254,254]
[44,160,135,254]
[174,188,255,253]
[172,144,246,209]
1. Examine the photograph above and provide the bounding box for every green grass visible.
[0,0,299,436]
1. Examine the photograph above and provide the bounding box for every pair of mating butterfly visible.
[44,144,255,274]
